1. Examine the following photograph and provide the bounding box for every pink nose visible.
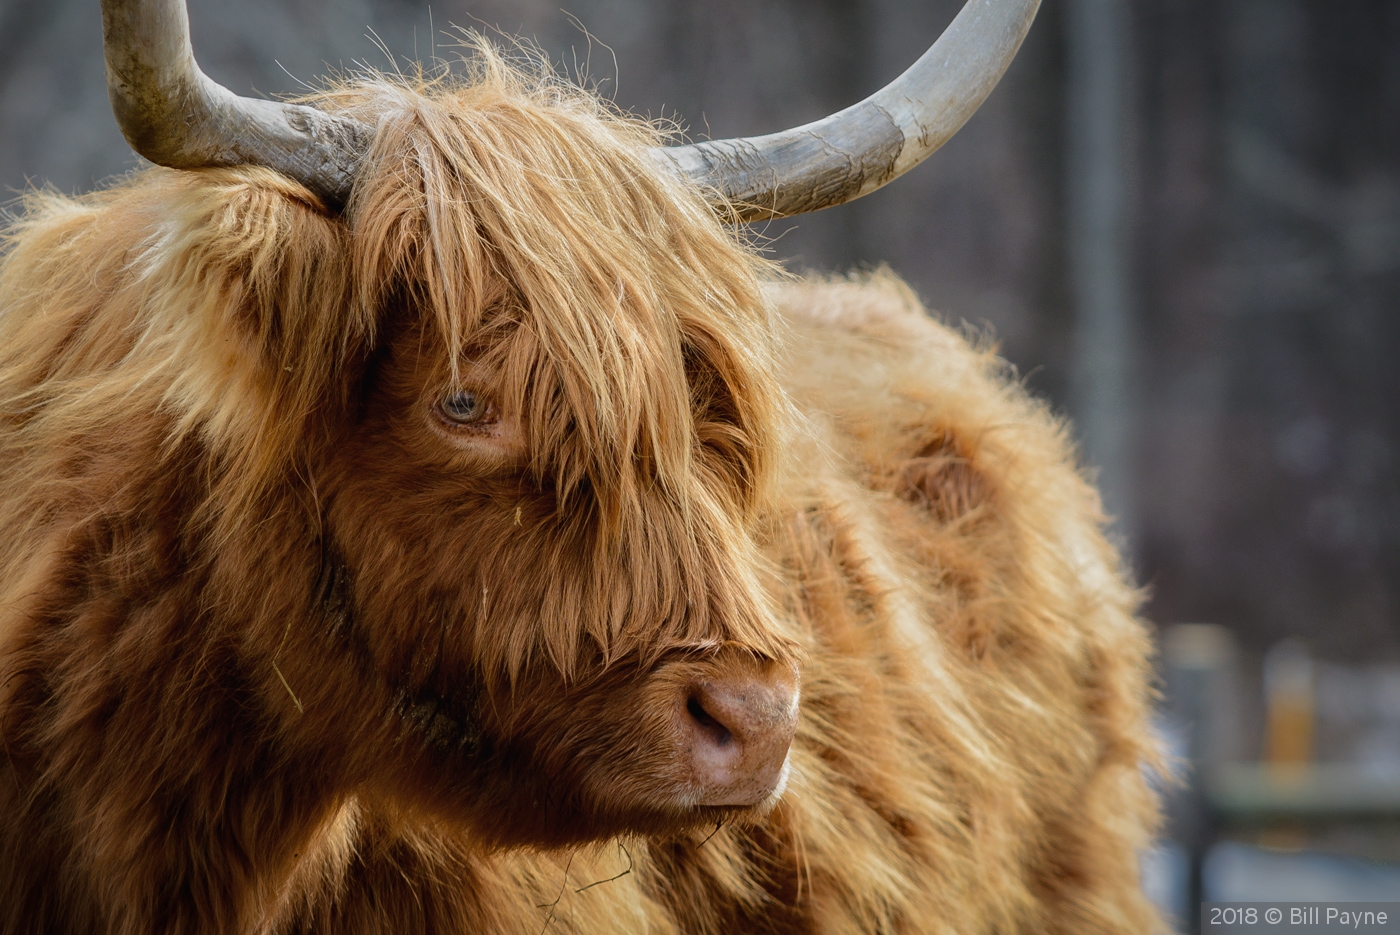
[681,668,799,807]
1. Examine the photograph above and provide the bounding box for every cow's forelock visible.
[328,59,798,681]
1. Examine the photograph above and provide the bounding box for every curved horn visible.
[100,0,372,209]
[655,0,1041,221]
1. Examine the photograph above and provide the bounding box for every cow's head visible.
[315,66,805,846]
[93,0,1039,847]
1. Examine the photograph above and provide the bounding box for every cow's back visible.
[744,271,1162,933]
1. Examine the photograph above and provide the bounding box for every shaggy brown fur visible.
[0,46,1162,934]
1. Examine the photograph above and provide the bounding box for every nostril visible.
[686,694,733,746]
[678,673,798,808]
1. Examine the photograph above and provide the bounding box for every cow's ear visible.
[159,168,365,396]
[128,168,367,494]
[895,432,990,524]
[208,170,362,377]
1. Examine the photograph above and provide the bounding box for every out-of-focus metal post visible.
[1065,0,1139,554]
[1163,624,1237,934]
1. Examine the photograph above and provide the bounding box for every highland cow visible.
[0,0,1162,932]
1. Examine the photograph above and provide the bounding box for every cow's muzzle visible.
[675,655,799,808]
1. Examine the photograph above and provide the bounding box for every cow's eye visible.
[440,391,490,425]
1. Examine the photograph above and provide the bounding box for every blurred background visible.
[2,0,1398,927]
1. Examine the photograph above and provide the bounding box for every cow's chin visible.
[560,762,793,846]
[589,747,795,838]
[402,757,791,851]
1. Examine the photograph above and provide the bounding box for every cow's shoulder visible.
[760,271,1158,935]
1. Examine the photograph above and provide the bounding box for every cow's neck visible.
[0,504,367,933]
